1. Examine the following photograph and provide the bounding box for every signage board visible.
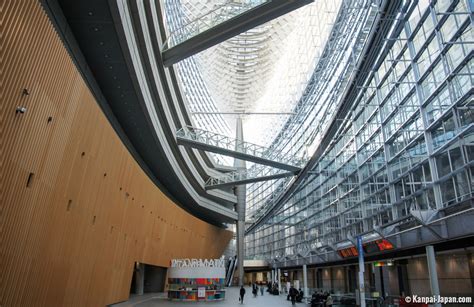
[198,287,206,298]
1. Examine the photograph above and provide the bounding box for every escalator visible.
[225,256,237,286]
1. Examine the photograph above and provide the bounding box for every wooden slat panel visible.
[0,2,233,306]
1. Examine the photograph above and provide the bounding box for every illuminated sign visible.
[373,261,394,267]
[338,246,358,258]
[376,239,394,251]
[170,257,225,268]
[337,239,394,258]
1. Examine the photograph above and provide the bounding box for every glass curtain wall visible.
[246,0,473,261]
[245,0,378,222]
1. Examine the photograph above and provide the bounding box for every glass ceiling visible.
[163,0,342,165]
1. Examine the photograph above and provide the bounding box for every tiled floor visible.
[111,286,304,307]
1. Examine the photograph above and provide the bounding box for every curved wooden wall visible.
[0,1,233,306]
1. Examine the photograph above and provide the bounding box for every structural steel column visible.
[357,236,366,307]
[278,268,282,293]
[303,264,308,298]
[468,253,474,297]
[426,245,441,307]
[235,118,246,286]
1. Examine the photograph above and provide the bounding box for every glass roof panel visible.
[163,0,342,164]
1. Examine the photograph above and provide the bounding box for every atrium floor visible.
[111,286,300,307]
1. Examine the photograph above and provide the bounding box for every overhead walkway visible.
[205,166,297,190]
[161,0,313,66]
[176,126,305,172]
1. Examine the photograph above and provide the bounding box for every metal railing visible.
[206,165,296,188]
[163,0,268,50]
[176,126,307,168]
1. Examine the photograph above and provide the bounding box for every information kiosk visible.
[167,258,226,301]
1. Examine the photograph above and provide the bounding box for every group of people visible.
[239,282,336,306]
[310,291,333,307]
[251,282,264,297]
[268,281,280,295]
[239,281,307,305]
[238,282,266,304]
[286,285,304,305]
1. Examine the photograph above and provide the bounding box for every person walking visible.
[289,285,297,306]
[260,283,264,296]
[239,286,246,304]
